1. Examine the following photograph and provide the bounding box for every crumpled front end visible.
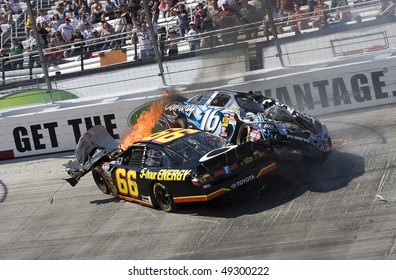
[64,125,119,186]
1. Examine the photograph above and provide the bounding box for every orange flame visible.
[119,90,180,150]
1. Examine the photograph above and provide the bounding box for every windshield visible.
[235,94,263,112]
[166,132,227,162]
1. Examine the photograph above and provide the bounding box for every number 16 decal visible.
[200,109,222,132]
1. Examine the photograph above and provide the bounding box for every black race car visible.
[64,125,276,212]
[160,89,332,161]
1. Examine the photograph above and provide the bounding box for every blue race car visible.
[160,89,331,161]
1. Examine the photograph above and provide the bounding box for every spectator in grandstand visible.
[113,10,127,46]
[166,28,178,56]
[332,0,352,23]
[193,2,207,32]
[91,0,104,23]
[99,20,115,50]
[76,14,92,31]
[204,0,220,32]
[36,10,51,25]
[47,31,67,65]
[25,29,44,68]
[148,0,160,23]
[10,0,22,15]
[85,28,103,52]
[36,22,50,48]
[10,38,24,69]
[0,3,12,24]
[238,0,260,39]
[159,0,171,19]
[25,11,36,39]
[105,0,117,20]
[64,0,79,17]
[0,48,11,71]
[216,2,239,44]
[277,0,294,15]
[172,3,190,38]
[137,21,154,59]
[121,5,134,32]
[187,21,200,50]
[67,29,85,57]
[49,13,63,35]
[77,3,90,20]
[288,3,309,34]
[82,21,95,37]
[57,17,76,42]
[311,0,330,28]
[117,0,127,7]
[54,2,66,20]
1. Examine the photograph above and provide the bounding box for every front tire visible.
[92,167,110,194]
[174,117,187,128]
[152,182,177,212]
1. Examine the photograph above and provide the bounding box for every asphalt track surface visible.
[1,104,396,260]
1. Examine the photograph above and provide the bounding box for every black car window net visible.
[145,148,163,167]
[127,146,145,167]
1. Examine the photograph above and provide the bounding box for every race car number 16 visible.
[115,169,139,198]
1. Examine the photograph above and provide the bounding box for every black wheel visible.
[236,123,250,145]
[174,117,187,128]
[152,182,177,212]
[92,167,110,194]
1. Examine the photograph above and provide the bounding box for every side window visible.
[189,94,203,104]
[209,93,231,107]
[144,148,164,168]
[127,147,145,167]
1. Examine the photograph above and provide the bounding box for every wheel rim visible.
[238,126,249,144]
[154,183,171,210]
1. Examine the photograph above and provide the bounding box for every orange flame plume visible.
[119,90,180,150]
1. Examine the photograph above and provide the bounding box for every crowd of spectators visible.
[0,0,395,70]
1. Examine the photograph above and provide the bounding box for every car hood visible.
[64,125,118,186]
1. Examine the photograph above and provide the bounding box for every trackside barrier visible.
[1,54,396,160]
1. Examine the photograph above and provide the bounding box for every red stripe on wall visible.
[0,150,15,160]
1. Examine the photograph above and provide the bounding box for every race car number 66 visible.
[220,266,269,276]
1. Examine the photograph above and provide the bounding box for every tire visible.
[152,182,177,213]
[92,167,110,194]
[174,117,187,128]
[236,123,250,145]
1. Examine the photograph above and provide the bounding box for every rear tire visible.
[236,123,250,145]
[152,182,177,212]
[92,167,110,194]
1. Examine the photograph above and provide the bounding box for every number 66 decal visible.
[115,168,139,198]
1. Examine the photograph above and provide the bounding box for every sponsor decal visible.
[250,129,261,140]
[256,69,392,111]
[243,155,254,164]
[165,103,196,115]
[12,114,119,153]
[141,195,152,203]
[231,175,255,189]
[286,134,310,143]
[140,168,191,181]
[228,114,237,125]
